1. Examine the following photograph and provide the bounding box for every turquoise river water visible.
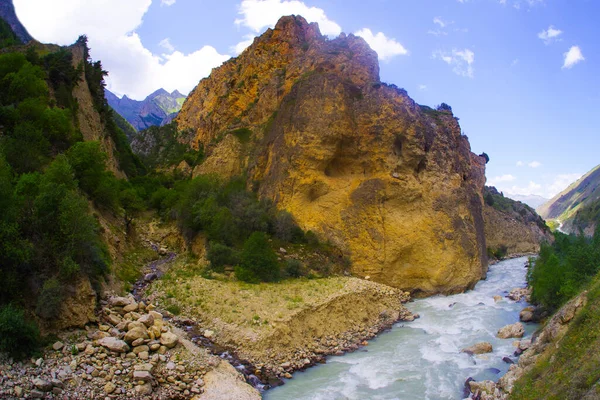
[264,256,538,400]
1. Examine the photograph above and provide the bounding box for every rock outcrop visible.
[177,15,488,295]
[0,0,33,43]
[483,186,552,257]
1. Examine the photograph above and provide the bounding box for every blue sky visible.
[13,0,600,200]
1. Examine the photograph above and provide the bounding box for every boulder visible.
[461,342,493,355]
[469,380,496,394]
[135,382,153,395]
[123,303,139,313]
[98,337,130,353]
[133,370,153,382]
[493,295,502,302]
[138,314,154,327]
[124,327,149,343]
[32,378,52,392]
[159,331,179,348]
[104,382,116,394]
[520,306,535,322]
[128,321,146,331]
[52,341,64,351]
[109,296,133,307]
[498,322,525,339]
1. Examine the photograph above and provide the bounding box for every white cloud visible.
[492,172,583,198]
[159,38,175,53]
[538,25,562,44]
[547,173,583,197]
[419,84,427,90]
[528,161,542,168]
[489,174,517,186]
[433,48,475,78]
[563,46,585,69]
[233,0,342,54]
[506,181,543,196]
[161,0,176,5]
[13,0,230,99]
[354,28,408,61]
[235,0,341,35]
[427,29,448,37]
[516,161,524,167]
[511,59,519,67]
[433,17,448,28]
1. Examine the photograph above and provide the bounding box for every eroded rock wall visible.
[177,15,488,295]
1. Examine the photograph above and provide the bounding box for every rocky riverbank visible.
[147,272,415,384]
[466,278,588,399]
[0,294,260,399]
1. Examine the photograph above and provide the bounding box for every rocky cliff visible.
[177,15,488,295]
[483,187,552,257]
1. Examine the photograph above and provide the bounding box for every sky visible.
[12,0,600,201]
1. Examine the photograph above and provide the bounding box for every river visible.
[264,256,538,400]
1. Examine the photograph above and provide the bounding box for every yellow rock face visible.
[177,15,488,295]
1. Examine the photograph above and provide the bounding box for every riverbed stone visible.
[33,378,53,392]
[469,380,496,395]
[159,332,178,348]
[461,342,493,355]
[520,306,535,322]
[125,327,149,343]
[98,337,130,353]
[498,322,525,339]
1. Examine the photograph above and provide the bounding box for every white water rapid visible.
[264,256,538,400]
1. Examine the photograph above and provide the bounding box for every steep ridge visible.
[177,15,488,295]
[483,187,552,258]
[537,164,600,234]
[0,0,32,43]
[106,88,186,132]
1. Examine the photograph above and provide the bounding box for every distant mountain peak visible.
[106,88,187,132]
[148,88,169,98]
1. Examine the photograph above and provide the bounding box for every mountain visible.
[0,0,32,43]
[176,15,489,295]
[106,88,186,132]
[538,164,600,234]
[506,193,549,209]
[483,187,552,258]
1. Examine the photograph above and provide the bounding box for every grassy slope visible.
[511,276,600,399]
[537,165,600,231]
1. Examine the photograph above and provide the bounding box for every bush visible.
[284,259,305,278]
[529,230,600,311]
[237,232,280,283]
[273,211,304,243]
[207,242,239,272]
[35,278,63,320]
[0,304,40,358]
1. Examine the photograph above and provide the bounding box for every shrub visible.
[35,278,63,319]
[273,211,304,243]
[207,242,239,272]
[284,259,305,278]
[0,304,40,358]
[436,103,452,112]
[59,257,80,280]
[238,232,280,282]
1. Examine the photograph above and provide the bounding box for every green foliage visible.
[236,232,280,283]
[284,259,305,278]
[131,122,202,169]
[0,18,19,49]
[487,245,508,260]
[436,103,452,112]
[529,230,600,311]
[511,273,600,399]
[35,278,63,320]
[0,305,40,359]
[206,242,239,272]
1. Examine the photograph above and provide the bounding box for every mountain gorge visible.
[106,88,186,133]
[177,15,488,295]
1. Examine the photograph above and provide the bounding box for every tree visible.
[479,152,490,164]
[436,103,452,112]
[237,232,280,283]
